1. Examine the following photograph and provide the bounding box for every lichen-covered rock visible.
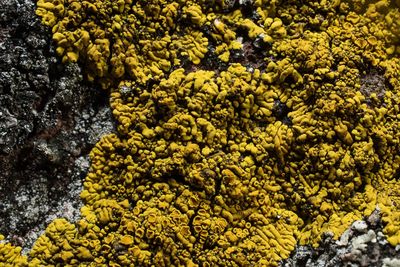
[282,211,400,267]
[2,0,400,266]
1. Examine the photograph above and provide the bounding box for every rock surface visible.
[0,0,114,252]
[281,210,400,267]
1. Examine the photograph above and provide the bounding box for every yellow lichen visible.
[1,0,399,266]
[0,241,28,266]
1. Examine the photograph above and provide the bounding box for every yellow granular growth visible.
[1,0,400,266]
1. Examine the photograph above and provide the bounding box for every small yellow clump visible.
[0,235,28,266]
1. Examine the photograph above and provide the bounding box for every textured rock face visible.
[0,0,114,251]
[282,211,400,267]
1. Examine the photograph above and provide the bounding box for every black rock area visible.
[0,0,114,252]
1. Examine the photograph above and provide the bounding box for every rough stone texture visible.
[0,0,114,252]
[281,210,400,267]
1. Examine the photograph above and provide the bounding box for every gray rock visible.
[0,0,114,252]
[281,211,400,267]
